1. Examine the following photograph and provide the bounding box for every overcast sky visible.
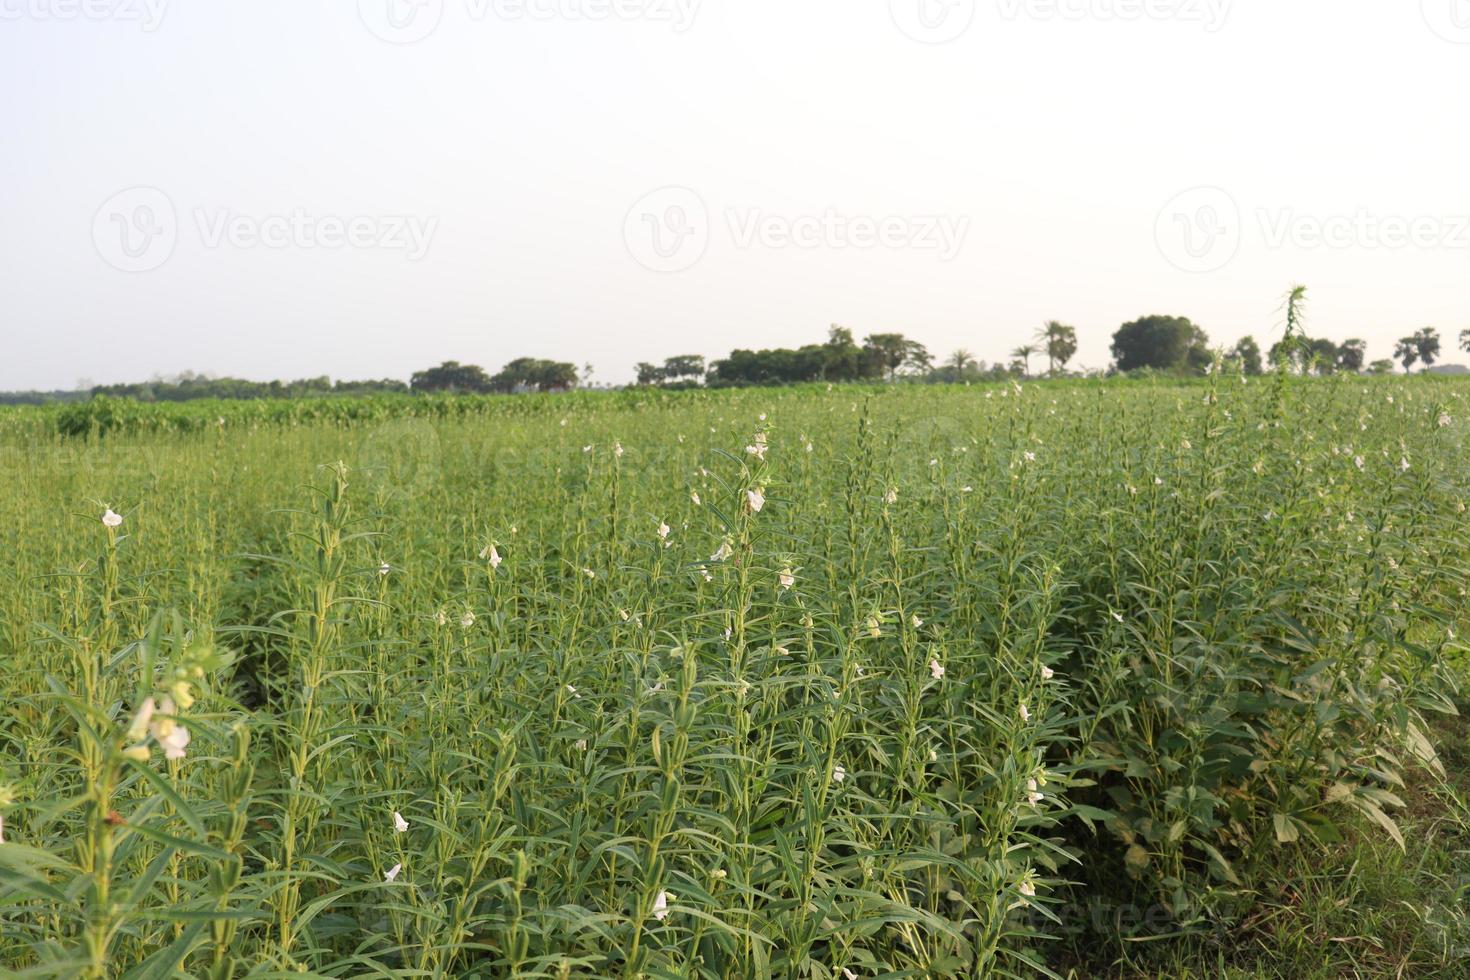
[3,0,1468,390]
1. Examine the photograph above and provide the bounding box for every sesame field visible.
[2,376,1468,978]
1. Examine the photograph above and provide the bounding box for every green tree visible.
[1337,339,1367,373]
[1414,327,1442,369]
[410,361,493,393]
[1110,315,1209,373]
[1011,344,1037,378]
[1232,336,1264,375]
[1394,337,1420,373]
[634,363,664,386]
[1036,321,1078,375]
[661,355,706,385]
[863,333,931,381]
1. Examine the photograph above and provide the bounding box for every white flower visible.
[575,738,588,751]
[1354,456,1365,471]
[378,562,391,576]
[435,609,448,626]
[1153,477,1164,486]
[1026,778,1044,805]
[1111,611,1123,623]
[1019,878,1035,898]
[1019,703,1031,723]
[746,443,768,460]
[149,696,191,761]
[1041,665,1055,680]
[832,764,846,783]
[565,684,579,697]
[779,568,795,590]
[746,488,765,513]
[481,544,502,569]
[102,508,123,528]
[460,611,476,628]
[126,696,157,743]
[884,488,898,505]
[657,521,670,541]
[1438,412,1452,427]
[613,441,624,458]
[1023,451,1036,463]
[583,445,593,453]
[929,660,945,680]
[384,863,401,882]
[583,568,597,579]
[393,811,409,834]
[710,540,733,562]
[652,890,673,921]
[1400,457,1411,472]
[910,614,923,628]
[690,490,702,506]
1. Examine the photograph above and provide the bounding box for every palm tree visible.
[1460,329,1470,354]
[947,349,977,372]
[1011,344,1037,378]
[1394,337,1419,374]
[1035,321,1078,375]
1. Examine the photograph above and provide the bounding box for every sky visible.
[3,0,1469,390]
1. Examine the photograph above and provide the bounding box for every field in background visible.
[1,376,1467,978]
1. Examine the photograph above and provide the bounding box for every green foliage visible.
[1111,316,1211,374]
[2,376,1467,976]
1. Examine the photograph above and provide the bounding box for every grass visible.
[0,373,1466,977]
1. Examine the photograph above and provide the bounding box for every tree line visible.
[5,299,1464,404]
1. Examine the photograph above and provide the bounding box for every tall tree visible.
[1010,344,1037,378]
[410,361,493,393]
[1337,339,1367,373]
[1460,329,1470,354]
[1414,327,1442,369]
[1035,321,1078,375]
[1394,337,1420,373]
[1110,315,1209,373]
[863,333,931,381]
[946,349,977,372]
[1232,336,1264,375]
